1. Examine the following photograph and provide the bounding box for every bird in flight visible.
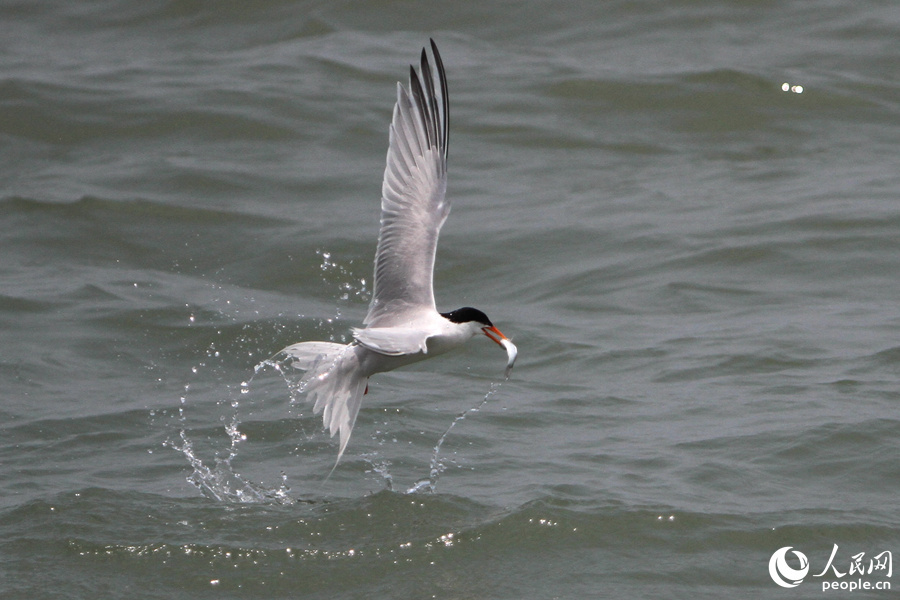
[281,40,517,465]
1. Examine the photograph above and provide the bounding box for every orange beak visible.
[482,325,508,347]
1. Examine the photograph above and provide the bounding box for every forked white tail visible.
[281,342,369,467]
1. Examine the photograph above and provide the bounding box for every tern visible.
[280,40,517,465]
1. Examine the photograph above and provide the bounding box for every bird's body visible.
[281,41,516,465]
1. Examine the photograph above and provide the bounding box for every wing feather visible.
[365,40,450,327]
[352,326,431,356]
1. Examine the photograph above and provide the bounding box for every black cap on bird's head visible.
[441,306,492,327]
[441,306,509,346]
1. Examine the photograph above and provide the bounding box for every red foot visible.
[364,384,368,395]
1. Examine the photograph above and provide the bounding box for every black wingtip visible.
[405,40,449,159]
[425,40,448,160]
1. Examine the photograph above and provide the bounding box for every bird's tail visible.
[280,341,368,467]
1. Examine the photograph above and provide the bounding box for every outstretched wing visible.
[364,39,450,328]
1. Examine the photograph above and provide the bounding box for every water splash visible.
[316,249,370,328]
[163,257,513,499]
[363,453,394,492]
[165,359,296,505]
[169,427,293,504]
[161,250,368,504]
[407,381,505,494]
